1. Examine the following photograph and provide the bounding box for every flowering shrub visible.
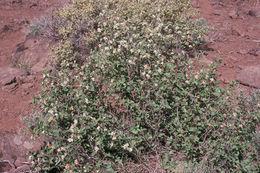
[28,0,259,172]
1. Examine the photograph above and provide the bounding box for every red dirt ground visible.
[0,0,64,132]
[0,0,259,170]
[196,0,260,90]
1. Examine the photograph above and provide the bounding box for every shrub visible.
[28,0,259,172]
[27,9,65,40]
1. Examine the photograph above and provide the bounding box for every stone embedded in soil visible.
[9,165,31,173]
[248,8,260,17]
[237,49,248,55]
[248,48,260,56]
[0,66,26,87]
[23,141,33,150]
[13,135,23,146]
[14,157,27,168]
[213,10,221,16]
[191,0,200,8]
[229,9,239,19]
[236,66,260,88]
[12,36,52,74]
[231,27,244,36]
[0,161,13,172]
[0,24,9,33]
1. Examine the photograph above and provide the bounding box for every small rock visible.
[21,83,33,89]
[236,66,260,88]
[0,25,9,33]
[13,42,28,54]
[23,141,33,150]
[231,27,243,36]
[248,9,260,17]
[212,10,221,16]
[2,82,18,91]
[14,157,28,168]
[30,3,38,8]
[11,0,22,4]
[13,135,23,146]
[0,161,13,172]
[211,1,224,6]
[237,50,248,55]
[248,48,260,56]
[229,9,239,19]
[10,165,31,173]
[0,66,26,87]
[191,0,200,8]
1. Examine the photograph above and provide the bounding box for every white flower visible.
[85,98,89,104]
[112,136,116,140]
[48,116,54,122]
[195,75,199,79]
[74,159,79,165]
[123,143,129,149]
[29,156,32,161]
[128,60,134,64]
[97,28,102,33]
[68,138,73,142]
[95,146,99,151]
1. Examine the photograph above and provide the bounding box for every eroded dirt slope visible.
[0,0,64,131]
[0,0,63,171]
[195,0,260,90]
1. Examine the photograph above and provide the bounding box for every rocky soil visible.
[0,0,259,172]
[195,0,260,90]
[0,0,64,172]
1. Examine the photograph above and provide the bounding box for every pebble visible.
[23,141,33,150]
